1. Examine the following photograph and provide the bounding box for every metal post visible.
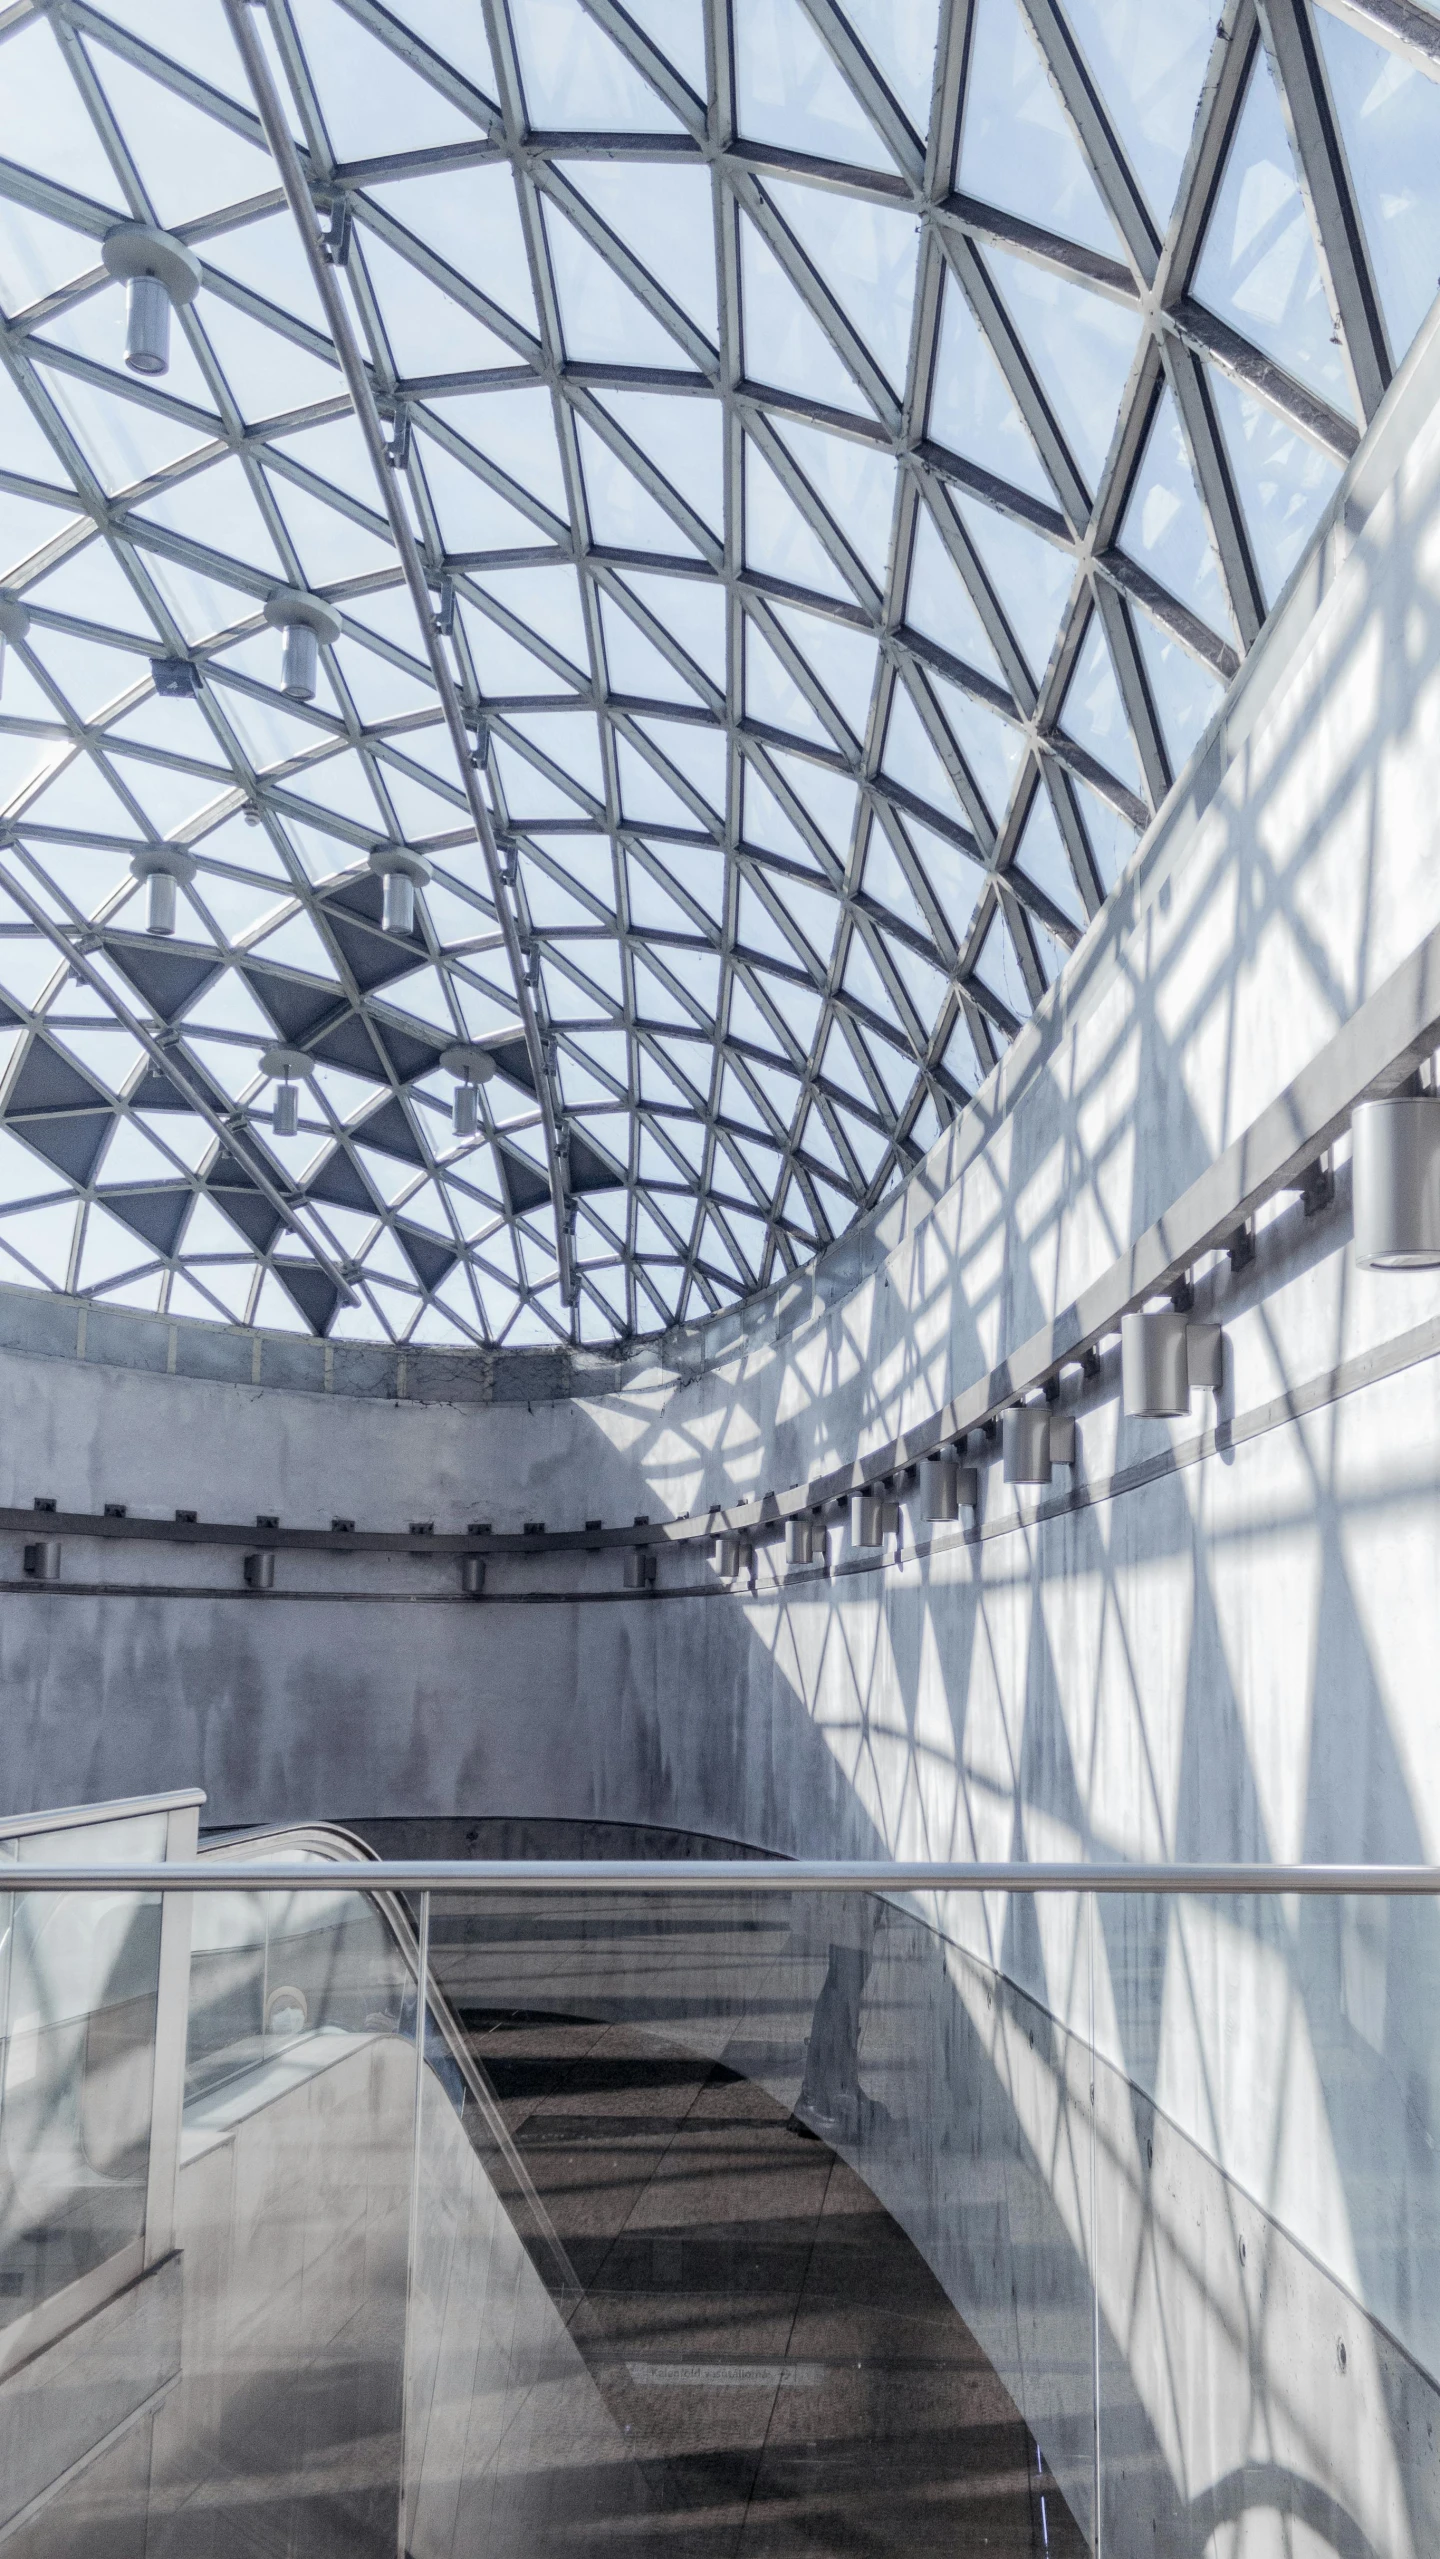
[1089,1890,1102,2559]
[143,1796,198,2265]
[399,1888,430,2557]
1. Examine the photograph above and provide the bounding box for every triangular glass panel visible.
[739,216,871,416]
[905,504,1006,683]
[905,814,987,940]
[567,162,718,346]
[744,441,851,602]
[863,826,930,938]
[881,683,964,823]
[618,0,707,95]
[773,421,897,587]
[1133,608,1225,778]
[1313,9,1440,370]
[578,420,703,556]
[0,21,123,204]
[933,675,1026,827]
[841,921,897,1022]
[772,873,840,968]
[1192,46,1353,415]
[477,564,589,670]
[507,707,606,803]
[746,623,834,748]
[291,0,486,154]
[265,472,396,589]
[767,750,858,859]
[511,0,686,130]
[360,233,516,376]
[762,178,920,394]
[90,48,273,229]
[1060,613,1143,795]
[952,491,1075,685]
[986,247,1143,493]
[971,908,1032,1019]
[617,570,728,689]
[427,387,569,519]
[374,0,498,101]
[1206,368,1341,610]
[884,933,948,1034]
[1012,785,1086,928]
[769,602,878,740]
[544,202,691,366]
[734,0,899,172]
[743,762,826,869]
[593,392,724,537]
[636,717,728,819]
[601,594,708,706]
[413,436,541,553]
[1119,387,1234,639]
[205,211,332,339]
[957,0,1122,257]
[131,459,284,578]
[366,168,536,330]
[1061,0,1215,225]
[0,201,94,314]
[840,0,941,135]
[616,737,704,830]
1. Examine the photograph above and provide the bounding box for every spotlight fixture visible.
[130,844,196,937]
[0,595,30,697]
[262,587,342,701]
[1120,1310,1223,1418]
[461,1556,485,1599]
[367,843,431,937]
[1352,1095,1440,1269]
[440,1041,497,1137]
[259,1045,311,1137]
[1002,1405,1078,1486]
[849,1489,894,1548]
[23,1538,60,1582]
[784,1515,822,1566]
[713,1533,742,1578]
[101,223,202,376]
[243,1550,275,1591]
[920,1451,979,1523]
[624,1547,656,1590]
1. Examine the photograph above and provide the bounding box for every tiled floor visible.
[460,2009,1086,2558]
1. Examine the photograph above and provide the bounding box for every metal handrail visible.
[6,1857,1440,1894]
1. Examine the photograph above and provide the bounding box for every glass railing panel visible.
[1092,1889,1440,2555]
[0,1814,167,2338]
[184,1863,411,2110]
[407,1883,1098,2557]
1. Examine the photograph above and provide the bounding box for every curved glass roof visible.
[0,0,1438,1348]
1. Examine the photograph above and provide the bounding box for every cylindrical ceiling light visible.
[368,844,431,938]
[259,1044,311,1137]
[0,595,30,698]
[1352,1095,1440,1269]
[1121,1311,1224,1417]
[262,588,342,701]
[440,1041,497,1137]
[849,1489,885,1548]
[101,224,202,377]
[129,845,196,937]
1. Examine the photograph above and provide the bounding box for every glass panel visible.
[1207,369,1342,610]
[1192,45,1353,415]
[1132,609,1225,778]
[1119,386,1235,641]
[927,271,1056,505]
[956,0,1120,257]
[1313,7,1440,370]
[986,249,1144,495]
[1062,0,1216,224]
[1093,1893,1440,2549]
[762,178,921,395]
[0,1813,166,2333]
[415,1884,1099,2552]
[734,0,900,173]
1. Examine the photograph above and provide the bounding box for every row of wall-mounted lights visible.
[695,1093,1440,1583]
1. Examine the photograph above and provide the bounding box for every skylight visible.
[0,0,1434,1349]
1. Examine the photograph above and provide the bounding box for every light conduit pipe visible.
[221,0,573,1314]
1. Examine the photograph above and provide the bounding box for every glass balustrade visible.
[2,1843,1437,2559]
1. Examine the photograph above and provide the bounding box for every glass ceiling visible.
[1,0,1438,1349]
